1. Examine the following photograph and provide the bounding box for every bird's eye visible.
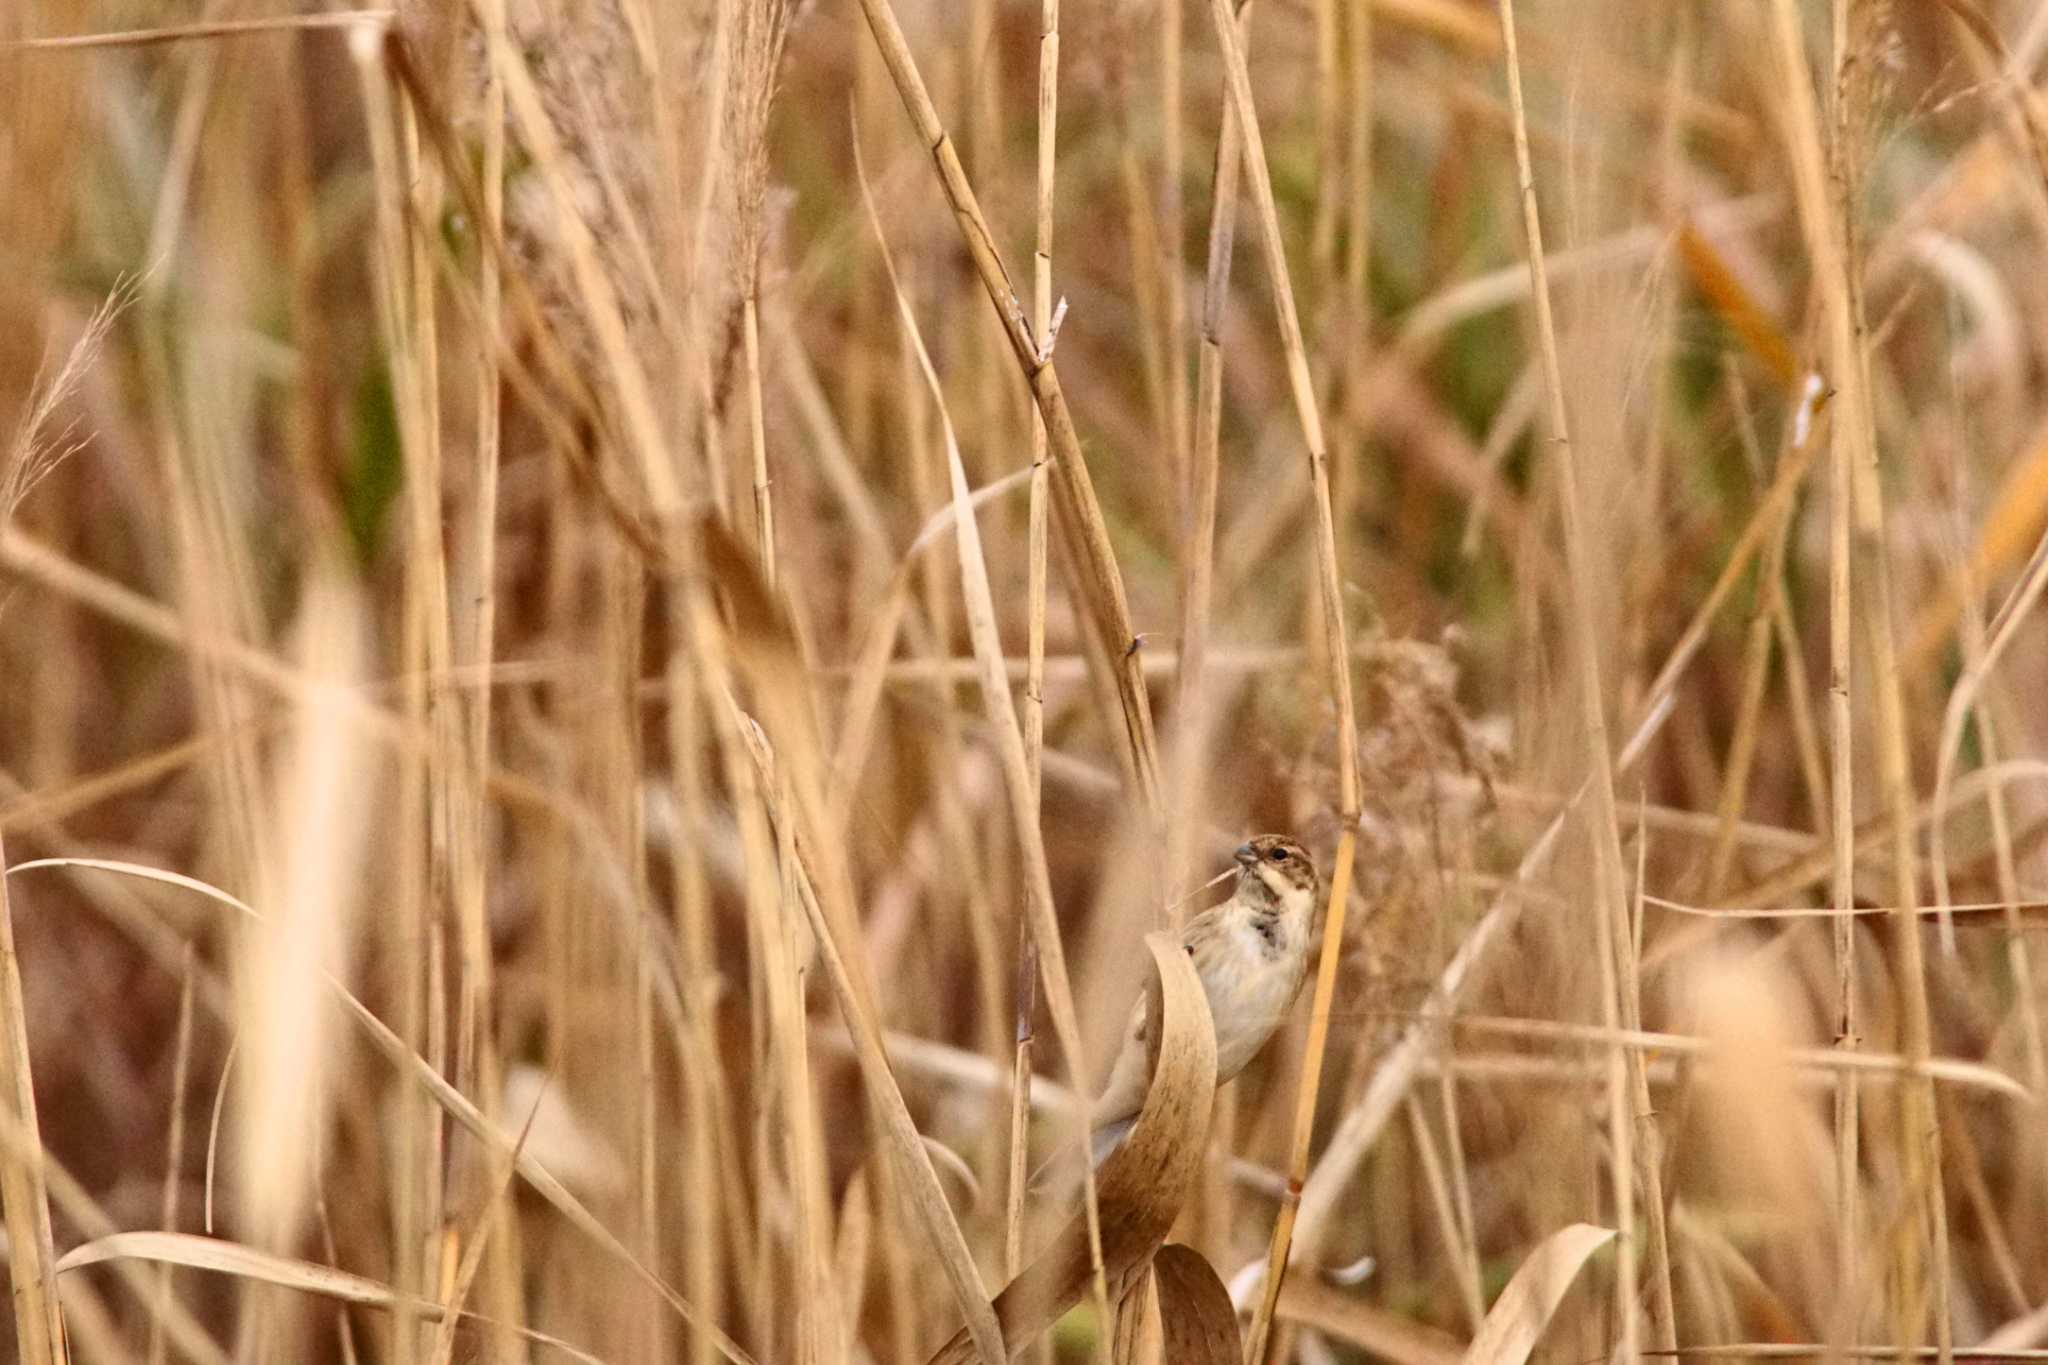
[1268,847,1288,862]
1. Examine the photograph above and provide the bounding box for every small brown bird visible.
[1084,834,1321,1167]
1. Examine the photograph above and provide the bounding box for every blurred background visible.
[4,0,2048,1360]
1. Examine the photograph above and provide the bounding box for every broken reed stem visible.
[1495,0,1675,1354]
[0,829,65,1365]
[849,0,1163,821]
[1195,0,1363,1355]
[1004,0,1059,1289]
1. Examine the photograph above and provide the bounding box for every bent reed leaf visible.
[1462,1223,1616,1365]
[926,932,1217,1363]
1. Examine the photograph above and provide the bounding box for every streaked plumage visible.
[1085,834,1321,1166]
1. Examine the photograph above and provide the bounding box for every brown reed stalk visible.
[353,30,443,1360]
[0,829,63,1365]
[1771,0,1952,1350]
[1173,0,1253,1272]
[1192,0,1364,1355]
[1003,0,1060,1291]
[1160,0,1190,506]
[728,0,792,579]
[1495,0,1676,1352]
[1311,0,1342,279]
[1173,0,1250,912]
[145,946,197,1365]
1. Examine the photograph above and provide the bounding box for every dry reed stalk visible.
[1172,0,1250,914]
[1331,0,1373,606]
[1431,1059,1482,1335]
[728,0,793,578]
[1431,1015,2025,1101]
[1003,0,1061,1291]
[145,945,198,1365]
[663,646,732,1365]
[700,585,819,1362]
[1118,98,1176,530]
[1175,0,1253,1275]
[0,1096,222,1365]
[1769,0,1949,1349]
[452,0,523,1353]
[2,10,391,49]
[352,29,442,1361]
[1311,0,1342,280]
[1196,0,1364,1354]
[1159,0,1190,507]
[0,829,64,1364]
[1491,3,1677,1351]
[850,0,1164,816]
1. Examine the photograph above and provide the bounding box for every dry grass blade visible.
[926,933,1218,1364]
[54,1233,606,1364]
[1460,1224,1616,1365]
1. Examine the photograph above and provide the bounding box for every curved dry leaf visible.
[925,932,1218,1364]
[1463,1223,1615,1365]
[55,1232,608,1364]
[1152,1244,1241,1362]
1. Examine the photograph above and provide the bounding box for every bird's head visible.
[1232,834,1320,920]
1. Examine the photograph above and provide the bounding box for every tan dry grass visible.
[8,2,2048,1363]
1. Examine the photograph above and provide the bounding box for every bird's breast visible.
[1195,918,1307,1082]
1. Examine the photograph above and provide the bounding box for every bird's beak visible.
[1233,842,1258,869]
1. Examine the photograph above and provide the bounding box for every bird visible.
[1077,833,1322,1171]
